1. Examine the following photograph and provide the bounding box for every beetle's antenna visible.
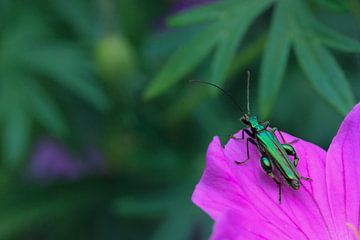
[189,80,246,116]
[246,70,251,115]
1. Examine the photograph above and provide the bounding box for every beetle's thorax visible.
[242,115,265,132]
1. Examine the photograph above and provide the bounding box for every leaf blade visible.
[144,24,220,99]
[3,108,30,166]
[22,44,109,110]
[294,36,355,115]
[211,0,273,87]
[312,20,360,52]
[258,0,292,118]
[168,0,239,27]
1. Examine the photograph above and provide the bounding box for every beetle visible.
[191,72,310,202]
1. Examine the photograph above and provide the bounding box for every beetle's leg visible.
[301,176,312,181]
[234,138,257,165]
[272,128,299,145]
[282,144,299,167]
[282,144,312,180]
[269,172,282,203]
[230,129,253,140]
[271,127,286,143]
[261,120,270,129]
[287,139,299,145]
[260,156,282,203]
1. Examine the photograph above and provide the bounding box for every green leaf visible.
[228,34,266,77]
[147,0,273,99]
[294,36,355,116]
[311,20,360,52]
[52,0,93,39]
[3,108,30,166]
[258,0,292,118]
[22,45,109,110]
[211,0,272,87]
[310,0,348,11]
[24,77,67,136]
[168,0,239,27]
[143,26,202,67]
[144,24,220,99]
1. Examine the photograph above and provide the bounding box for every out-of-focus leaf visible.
[2,108,30,166]
[347,0,360,29]
[0,73,67,166]
[52,0,93,39]
[22,45,109,110]
[0,79,30,165]
[168,0,239,27]
[294,36,355,115]
[211,0,272,87]
[258,0,292,118]
[24,77,67,135]
[310,0,348,11]
[311,20,360,52]
[256,0,357,116]
[228,34,266,77]
[144,24,220,99]
[143,26,201,68]
[146,0,273,99]
[0,15,50,58]
[0,9,110,166]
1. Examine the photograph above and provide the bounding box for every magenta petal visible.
[211,209,304,240]
[326,103,360,239]
[193,129,337,239]
[192,137,247,220]
[224,131,333,239]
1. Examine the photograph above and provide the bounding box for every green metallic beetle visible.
[233,113,310,203]
[191,72,310,203]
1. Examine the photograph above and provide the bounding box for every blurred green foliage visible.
[0,0,359,239]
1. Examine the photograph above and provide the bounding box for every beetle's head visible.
[241,115,263,130]
[240,114,250,126]
[289,179,300,190]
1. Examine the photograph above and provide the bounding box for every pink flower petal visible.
[192,136,247,220]
[211,209,304,240]
[326,103,360,239]
[224,131,333,239]
[193,129,335,239]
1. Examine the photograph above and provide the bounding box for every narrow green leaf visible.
[168,0,239,27]
[3,108,30,166]
[293,0,360,52]
[312,20,360,52]
[22,45,109,110]
[228,34,267,77]
[294,36,355,115]
[52,0,93,38]
[258,0,292,118]
[211,21,247,87]
[211,0,273,87]
[24,78,67,136]
[310,0,348,11]
[143,27,201,66]
[144,25,220,99]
